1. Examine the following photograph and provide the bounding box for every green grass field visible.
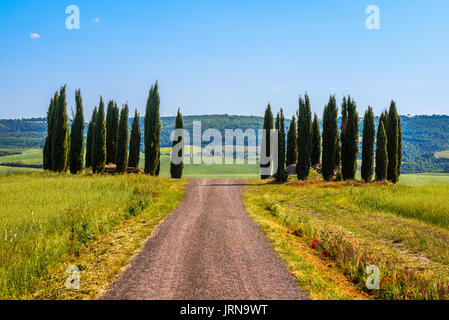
[0,148,42,165]
[0,172,185,299]
[435,150,449,159]
[243,179,449,300]
[0,165,40,175]
[3,149,449,184]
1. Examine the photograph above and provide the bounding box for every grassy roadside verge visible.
[0,172,186,300]
[243,177,449,300]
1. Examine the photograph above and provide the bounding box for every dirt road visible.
[101,179,308,300]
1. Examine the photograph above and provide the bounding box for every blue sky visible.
[0,0,448,119]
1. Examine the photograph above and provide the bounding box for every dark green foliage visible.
[85,109,95,169]
[398,116,402,176]
[274,109,287,182]
[170,108,184,179]
[335,130,341,167]
[43,95,56,170]
[340,96,359,180]
[322,96,338,181]
[361,107,375,182]
[260,104,273,179]
[387,101,400,182]
[51,86,69,172]
[115,104,129,173]
[311,113,321,167]
[144,82,161,175]
[128,109,141,168]
[376,121,388,181]
[297,94,312,180]
[92,97,106,173]
[69,89,84,174]
[106,101,120,164]
[286,115,297,166]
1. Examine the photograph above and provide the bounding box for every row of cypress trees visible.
[44,86,142,174]
[86,98,140,174]
[44,82,184,178]
[261,95,402,183]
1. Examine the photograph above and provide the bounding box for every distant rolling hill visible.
[1,114,449,174]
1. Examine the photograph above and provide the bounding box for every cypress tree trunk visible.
[376,121,388,181]
[69,89,85,174]
[322,96,338,181]
[86,108,96,169]
[361,107,375,182]
[260,104,273,179]
[341,96,359,180]
[310,113,321,167]
[286,115,297,166]
[297,94,312,180]
[274,109,287,182]
[129,109,141,168]
[51,86,69,172]
[144,82,161,175]
[387,101,399,183]
[116,104,129,173]
[170,108,184,179]
[43,95,56,170]
[92,97,106,173]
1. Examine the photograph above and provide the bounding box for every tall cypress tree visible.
[85,109,96,169]
[170,108,184,179]
[398,116,402,177]
[340,97,348,172]
[386,101,400,183]
[144,82,161,175]
[69,89,85,174]
[297,94,312,180]
[311,113,321,167]
[92,97,106,173]
[260,104,273,179]
[376,121,388,181]
[341,96,359,180]
[361,107,375,182]
[116,104,129,173]
[43,94,56,170]
[274,109,287,182]
[322,96,338,181]
[106,101,120,164]
[51,85,69,172]
[129,109,141,168]
[335,128,341,168]
[286,115,297,166]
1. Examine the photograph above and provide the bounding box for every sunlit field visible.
[243,178,449,300]
[0,172,185,299]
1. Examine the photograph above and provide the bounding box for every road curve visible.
[101,179,308,300]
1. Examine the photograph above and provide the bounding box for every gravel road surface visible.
[101,179,308,300]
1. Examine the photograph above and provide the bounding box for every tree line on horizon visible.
[261,94,402,183]
[43,82,185,179]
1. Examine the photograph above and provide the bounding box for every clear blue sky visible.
[1,0,448,119]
